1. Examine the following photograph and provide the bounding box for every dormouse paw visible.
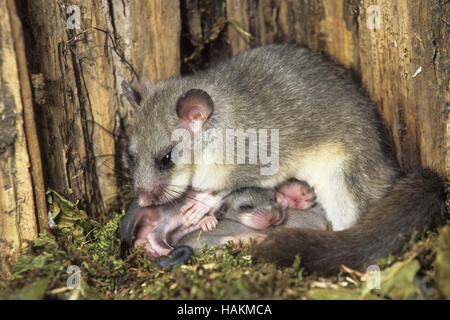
[276,179,316,211]
[198,216,219,232]
[179,191,220,227]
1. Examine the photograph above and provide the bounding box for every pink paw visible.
[198,216,219,232]
[179,191,220,227]
[276,179,316,210]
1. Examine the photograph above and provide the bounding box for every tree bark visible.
[19,0,181,221]
[0,0,47,274]
[222,0,449,177]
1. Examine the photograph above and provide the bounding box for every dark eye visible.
[238,204,255,211]
[158,150,174,170]
[214,203,228,219]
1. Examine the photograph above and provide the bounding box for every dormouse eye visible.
[214,203,228,219]
[158,150,174,170]
[238,204,255,211]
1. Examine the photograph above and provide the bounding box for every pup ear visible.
[121,80,142,109]
[176,89,213,132]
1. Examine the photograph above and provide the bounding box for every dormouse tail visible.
[251,169,447,274]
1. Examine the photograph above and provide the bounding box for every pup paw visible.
[276,179,316,210]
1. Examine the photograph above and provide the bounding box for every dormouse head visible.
[212,187,286,229]
[122,80,214,207]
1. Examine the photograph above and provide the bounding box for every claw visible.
[199,216,218,232]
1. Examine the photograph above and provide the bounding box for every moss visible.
[435,226,450,298]
[0,191,449,300]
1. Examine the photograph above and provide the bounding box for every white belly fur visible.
[192,142,360,230]
[290,143,360,231]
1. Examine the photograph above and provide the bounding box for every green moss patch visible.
[0,191,449,300]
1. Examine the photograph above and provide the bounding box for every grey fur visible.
[175,186,329,250]
[252,170,446,274]
[120,183,328,261]
[127,44,395,212]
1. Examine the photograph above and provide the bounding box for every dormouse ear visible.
[176,89,213,132]
[121,80,142,109]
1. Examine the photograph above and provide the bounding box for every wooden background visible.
[0,0,448,273]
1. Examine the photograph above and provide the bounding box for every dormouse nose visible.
[137,186,160,207]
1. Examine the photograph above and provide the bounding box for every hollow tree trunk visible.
[20,0,181,220]
[221,0,449,177]
[0,0,47,274]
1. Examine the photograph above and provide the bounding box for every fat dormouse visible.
[122,44,446,273]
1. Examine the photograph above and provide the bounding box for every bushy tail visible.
[251,169,447,274]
